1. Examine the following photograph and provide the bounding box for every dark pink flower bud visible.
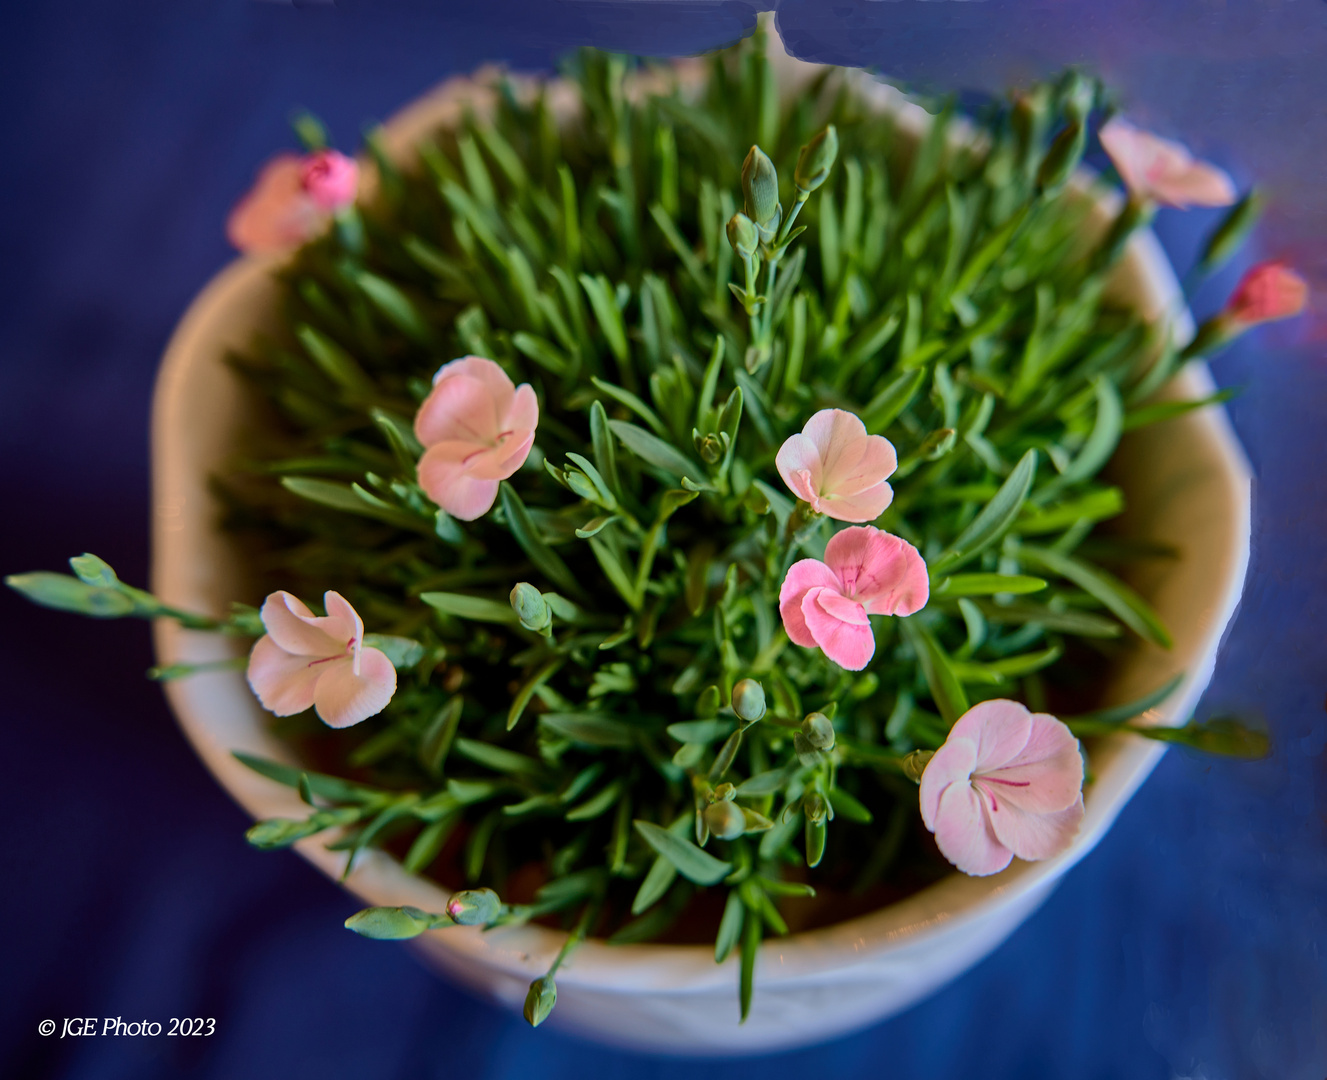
[1222,260,1308,327]
[300,150,359,212]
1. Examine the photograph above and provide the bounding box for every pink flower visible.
[1222,260,1308,326]
[414,357,539,521]
[919,699,1085,877]
[226,150,359,254]
[300,150,359,211]
[247,590,397,729]
[778,526,929,671]
[1098,117,1236,209]
[775,409,897,523]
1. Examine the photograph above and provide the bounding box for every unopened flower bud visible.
[803,792,828,824]
[801,712,836,751]
[902,748,935,784]
[1036,120,1086,195]
[703,799,746,840]
[794,124,838,193]
[712,782,737,802]
[731,678,767,723]
[696,432,724,464]
[741,145,780,230]
[1196,191,1262,276]
[445,887,500,926]
[726,212,758,258]
[524,975,558,1027]
[1060,71,1095,125]
[510,582,551,632]
[300,149,359,212]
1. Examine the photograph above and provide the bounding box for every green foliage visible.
[11,29,1260,1029]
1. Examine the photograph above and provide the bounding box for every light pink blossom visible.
[778,526,928,671]
[1098,117,1236,209]
[1222,260,1308,326]
[226,150,359,255]
[775,409,898,523]
[247,590,396,729]
[414,356,538,521]
[919,699,1085,876]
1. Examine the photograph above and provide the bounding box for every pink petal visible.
[246,634,322,716]
[413,373,502,448]
[778,559,841,648]
[775,432,825,502]
[801,408,867,469]
[802,587,876,670]
[823,527,930,616]
[323,591,364,648]
[931,781,1014,876]
[431,356,517,412]
[1153,161,1236,208]
[226,154,327,254]
[947,698,1034,773]
[818,482,894,524]
[918,735,977,830]
[981,790,1084,863]
[504,383,540,437]
[311,647,398,728]
[811,588,869,625]
[259,591,346,657]
[1225,261,1309,325]
[464,430,536,482]
[417,447,501,520]
[979,712,1084,814]
[821,431,898,498]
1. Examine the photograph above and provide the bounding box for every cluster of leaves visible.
[177,32,1259,1020]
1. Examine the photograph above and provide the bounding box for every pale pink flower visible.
[414,357,539,521]
[1222,260,1308,326]
[247,590,397,729]
[778,526,928,671]
[919,699,1085,877]
[227,150,359,254]
[1098,117,1236,209]
[300,150,359,211]
[775,409,898,523]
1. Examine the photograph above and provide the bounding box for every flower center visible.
[461,428,515,466]
[972,774,1030,814]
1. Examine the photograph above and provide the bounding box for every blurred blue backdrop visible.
[2,3,1324,1078]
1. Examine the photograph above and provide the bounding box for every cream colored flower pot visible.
[149,34,1251,1055]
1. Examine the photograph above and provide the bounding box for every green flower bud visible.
[726,212,758,258]
[712,782,737,802]
[445,887,500,926]
[794,124,838,193]
[741,145,780,229]
[344,905,437,940]
[902,748,935,784]
[523,975,558,1027]
[509,582,551,632]
[1036,120,1086,195]
[1011,87,1051,160]
[703,798,746,840]
[697,685,721,718]
[731,678,767,723]
[803,792,829,824]
[1196,190,1262,277]
[69,553,119,587]
[696,432,724,464]
[6,571,135,618]
[800,712,836,751]
[1060,71,1095,125]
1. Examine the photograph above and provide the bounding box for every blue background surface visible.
[3,3,1325,1078]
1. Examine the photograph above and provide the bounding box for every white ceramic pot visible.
[149,35,1251,1056]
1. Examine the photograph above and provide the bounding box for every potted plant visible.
[9,25,1300,1054]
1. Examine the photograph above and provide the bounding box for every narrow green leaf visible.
[632,820,732,885]
[579,273,629,361]
[508,658,564,731]
[420,591,519,624]
[539,712,636,748]
[1020,545,1173,647]
[498,483,586,600]
[932,449,1037,573]
[355,272,433,345]
[826,787,873,824]
[901,619,969,724]
[591,377,668,437]
[932,574,1047,598]
[861,366,925,434]
[281,478,424,532]
[715,890,745,963]
[1064,673,1184,729]
[739,906,761,1021]
[665,719,734,744]
[452,737,544,777]
[345,906,438,940]
[1122,387,1237,432]
[608,420,703,481]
